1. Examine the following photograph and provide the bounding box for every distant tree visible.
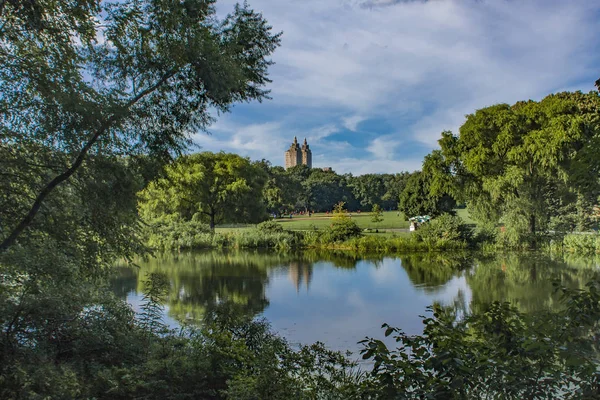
[350,174,386,210]
[371,204,384,230]
[381,173,412,210]
[332,201,349,220]
[261,164,297,216]
[285,164,313,182]
[138,152,268,229]
[301,169,357,212]
[399,170,455,218]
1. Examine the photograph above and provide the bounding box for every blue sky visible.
[192,0,600,175]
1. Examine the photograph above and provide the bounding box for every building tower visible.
[301,138,312,168]
[284,137,312,169]
[284,136,302,169]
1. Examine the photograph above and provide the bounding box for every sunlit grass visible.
[215,209,476,232]
[274,211,410,230]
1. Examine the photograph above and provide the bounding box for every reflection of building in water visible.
[288,261,313,292]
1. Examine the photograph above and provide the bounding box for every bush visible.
[325,234,467,252]
[256,220,285,233]
[561,233,600,255]
[233,229,300,250]
[144,217,213,250]
[321,218,362,243]
[414,214,472,248]
[359,280,600,398]
[472,222,498,245]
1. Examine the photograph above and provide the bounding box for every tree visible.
[259,163,297,216]
[371,204,384,230]
[138,152,268,230]
[302,169,357,212]
[350,174,386,210]
[399,170,455,218]
[0,0,281,251]
[381,173,411,210]
[435,91,600,237]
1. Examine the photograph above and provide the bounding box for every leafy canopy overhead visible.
[0,0,281,250]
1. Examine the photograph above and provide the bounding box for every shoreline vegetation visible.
[142,212,600,255]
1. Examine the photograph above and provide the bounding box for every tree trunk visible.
[0,70,177,252]
[529,214,536,235]
[210,213,215,231]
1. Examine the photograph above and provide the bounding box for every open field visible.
[215,209,475,233]
[274,211,410,230]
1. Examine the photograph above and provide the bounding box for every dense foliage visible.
[139,152,268,229]
[260,163,413,214]
[2,269,600,399]
[0,0,283,397]
[0,0,281,251]
[413,214,473,249]
[423,92,600,241]
[360,279,600,399]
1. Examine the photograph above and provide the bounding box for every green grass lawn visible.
[455,207,477,225]
[215,209,476,232]
[274,211,410,230]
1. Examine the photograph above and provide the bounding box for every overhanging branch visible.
[0,69,177,252]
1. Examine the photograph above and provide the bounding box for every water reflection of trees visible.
[109,266,138,300]
[399,253,472,291]
[467,253,599,313]
[132,251,277,323]
[299,249,373,269]
[110,250,600,324]
[112,250,383,322]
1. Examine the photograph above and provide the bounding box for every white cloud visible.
[342,115,366,132]
[197,119,285,161]
[309,124,339,141]
[205,0,600,172]
[366,135,400,160]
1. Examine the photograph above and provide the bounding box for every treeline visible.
[259,163,411,214]
[136,152,417,229]
[138,91,600,250]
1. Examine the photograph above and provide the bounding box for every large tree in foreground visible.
[0,0,281,251]
[0,1,280,390]
[139,152,268,229]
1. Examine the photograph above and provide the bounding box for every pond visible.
[111,250,599,354]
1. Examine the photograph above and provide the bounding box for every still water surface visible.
[111,251,598,353]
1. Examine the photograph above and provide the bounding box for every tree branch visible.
[0,69,177,252]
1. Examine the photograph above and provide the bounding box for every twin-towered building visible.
[284,136,312,169]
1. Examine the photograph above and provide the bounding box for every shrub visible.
[319,201,363,243]
[321,219,362,243]
[359,280,600,398]
[561,233,600,255]
[233,229,300,249]
[414,214,472,248]
[256,220,285,233]
[472,222,498,245]
[144,218,213,250]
